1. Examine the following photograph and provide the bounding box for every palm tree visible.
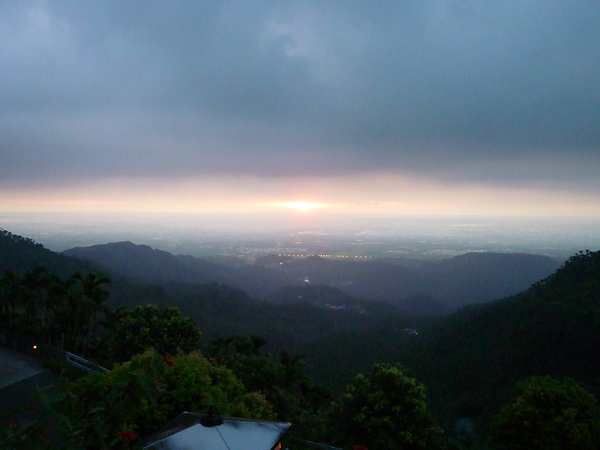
[75,272,111,351]
[2,270,25,329]
[0,271,16,326]
[44,274,77,347]
[65,275,87,353]
[250,335,268,354]
[20,266,48,334]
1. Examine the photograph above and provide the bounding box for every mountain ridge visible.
[299,249,600,430]
[63,240,234,285]
[2,227,599,434]
[63,240,560,312]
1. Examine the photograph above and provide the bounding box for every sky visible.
[1,0,599,217]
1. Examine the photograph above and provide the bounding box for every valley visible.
[1,225,599,448]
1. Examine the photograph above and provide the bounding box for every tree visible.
[106,304,201,362]
[20,266,48,333]
[0,270,22,328]
[76,272,110,349]
[49,350,273,447]
[205,336,330,445]
[489,375,600,449]
[330,363,441,449]
[43,274,69,346]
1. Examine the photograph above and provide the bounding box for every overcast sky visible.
[1,0,599,216]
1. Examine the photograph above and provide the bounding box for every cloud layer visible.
[1,1,599,213]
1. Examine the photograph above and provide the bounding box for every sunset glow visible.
[275,202,327,212]
[0,2,598,221]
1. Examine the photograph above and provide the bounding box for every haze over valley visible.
[2,212,598,262]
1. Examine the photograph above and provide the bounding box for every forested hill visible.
[63,241,235,285]
[0,228,93,277]
[396,250,600,430]
[63,241,560,311]
[0,230,412,347]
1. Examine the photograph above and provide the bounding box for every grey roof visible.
[143,412,291,450]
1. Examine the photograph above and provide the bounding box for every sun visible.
[276,201,326,212]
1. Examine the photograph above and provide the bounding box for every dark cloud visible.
[1,0,599,194]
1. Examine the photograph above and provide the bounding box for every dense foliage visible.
[370,249,600,432]
[3,350,273,448]
[0,266,111,355]
[330,363,441,449]
[205,335,332,445]
[106,304,201,362]
[489,376,600,449]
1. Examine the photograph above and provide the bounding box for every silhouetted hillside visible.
[1,230,403,348]
[298,250,599,432]
[270,284,449,316]
[425,252,562,306]
[61,241,400,347]
[64,241,560,312]
[396,250,600,429]
[0,230,174,312]
[0,228,93,277]
[245,253,558,309]
[159,282,403,349]
[269,284,361,306]
[63,241,233,285]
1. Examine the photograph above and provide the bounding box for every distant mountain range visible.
[63,241,233,285]
[63,241,560,312]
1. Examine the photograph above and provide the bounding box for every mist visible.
[1,212,598,262]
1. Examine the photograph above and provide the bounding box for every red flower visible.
[162,356,175,367]
[7,418,17,428]
[41,428,49,440]
[118,430,137,442]
[353,445,369,450]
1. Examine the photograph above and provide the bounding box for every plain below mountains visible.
[63,241,560,313]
